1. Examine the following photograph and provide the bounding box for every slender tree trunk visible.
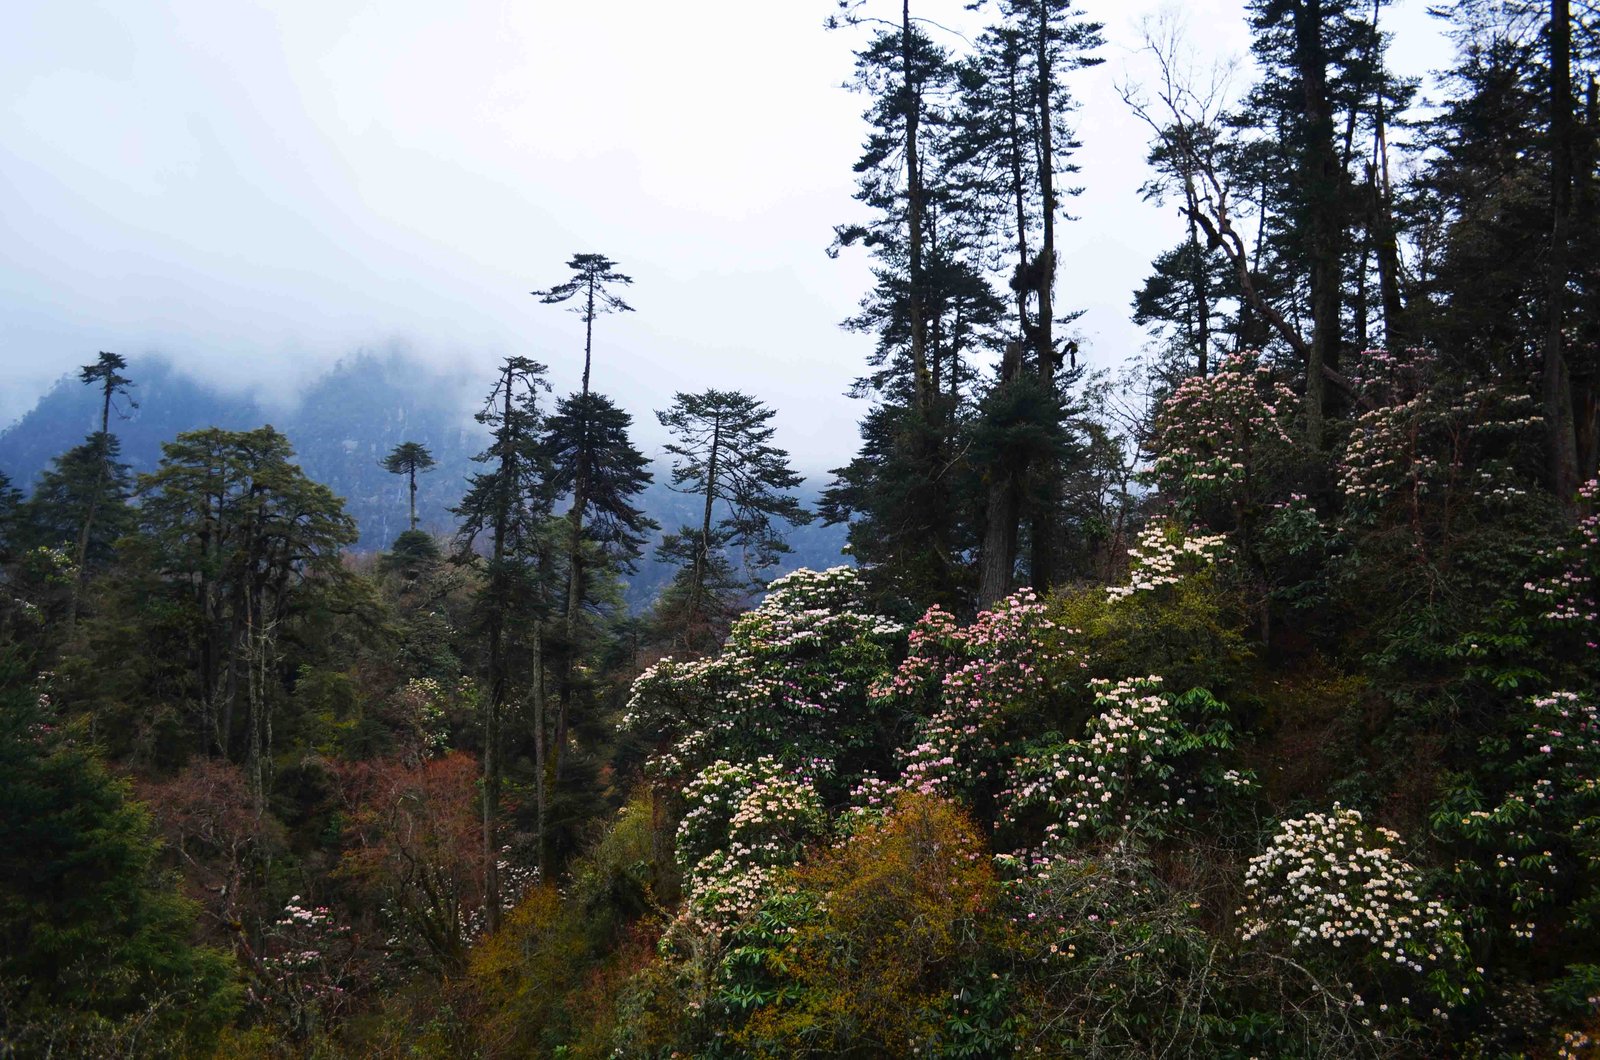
[979,343,1024,608]
[482,365,516,934]
[1031,0,1062,593]
[1185,172,1210,375]
[1295,0,1345,449]
[1008,55,1031,343]
[1544,0,1580,507]
[1354,228,1372,351]
[560,293,598,777]
[407,465,418,531]
[1576,76,1599,482]
[688,415,722,634]
[558,419,590,777]
[582,281,595,399]
[67,382,117,626]
[976,50,1032,602]
[532,623,548,880]
[903,0,932,414]
[1370,62,1407,351]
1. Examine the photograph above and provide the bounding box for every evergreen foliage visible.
[0,656,237,1057]
[654,390,810,647]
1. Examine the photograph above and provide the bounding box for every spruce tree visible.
[655,390,811,646]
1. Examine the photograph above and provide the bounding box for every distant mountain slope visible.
[0,352,848,611]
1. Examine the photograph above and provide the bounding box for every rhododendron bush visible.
[1434,690,1600,955]
[1239,807,1475,1016]
[1148,352,1301,520]
[623,566,904,796]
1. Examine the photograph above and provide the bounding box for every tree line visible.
[819,0,1599,619]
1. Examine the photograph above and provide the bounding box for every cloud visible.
[0,0,1452,469]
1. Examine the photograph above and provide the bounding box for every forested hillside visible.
[0,352,850,608]
[2,0,1599,1058]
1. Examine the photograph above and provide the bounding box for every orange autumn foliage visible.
[737,793,1003,1058]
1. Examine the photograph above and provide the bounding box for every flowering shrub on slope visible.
[623,566,902,794]
[254,897,360,1039]
[1526,479,1600,656]
[1434,689,1600,951]
[1000,676,1250,847]
[1338,379,1542,525]
[675,756,826,933]
[1105,522,1229,601]
[1148,352,1300,518]
[995,842,1219,1055]
[857,589,1076,804]
[1240,805,1474,1020]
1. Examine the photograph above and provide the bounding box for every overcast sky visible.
[0,0,1452,473]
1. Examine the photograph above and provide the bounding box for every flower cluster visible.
[864,591,1077,801]
[254,896,358,1030]
[998,678,1248,846]
[1337,380,1541,518]
[1239,806,1471,1010]
[676,756,825,933]
[1344,346,1435,406]
[1435,689,1600,945]
[1105,523,1228,600]
[623,567,902,791]
[1148,352,1300,512]
[1527,478,1600,638]
[392,676,450,760]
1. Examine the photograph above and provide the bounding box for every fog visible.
[0,0,1451,472]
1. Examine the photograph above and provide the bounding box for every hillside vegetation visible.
[3,0,1600,1056]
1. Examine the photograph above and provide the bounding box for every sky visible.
[0,0,1454,473]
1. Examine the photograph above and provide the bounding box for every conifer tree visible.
[0,656,237,1053]
[452,356,554,915]
[961,0,1102,596]
[541,390,653,772]
[655,390,810,646]
[532,254,651,794]
[825,11,976,607]
[382,441,437,532]
[0,471,20,563]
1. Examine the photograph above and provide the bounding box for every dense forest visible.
[2,0,1599,1057]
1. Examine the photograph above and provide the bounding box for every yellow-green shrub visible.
[735,793,1003,1058]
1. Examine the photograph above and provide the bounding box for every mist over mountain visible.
[0,351,847,611]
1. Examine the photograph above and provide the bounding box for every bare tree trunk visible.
[1295,0,1345,449]
[980,345,1025,609]
[1185,174,1211,375]
[532,624,548,881]
[1031,0,1062,592]
[1545,0,1580,507]
[1369,51,1407,351]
